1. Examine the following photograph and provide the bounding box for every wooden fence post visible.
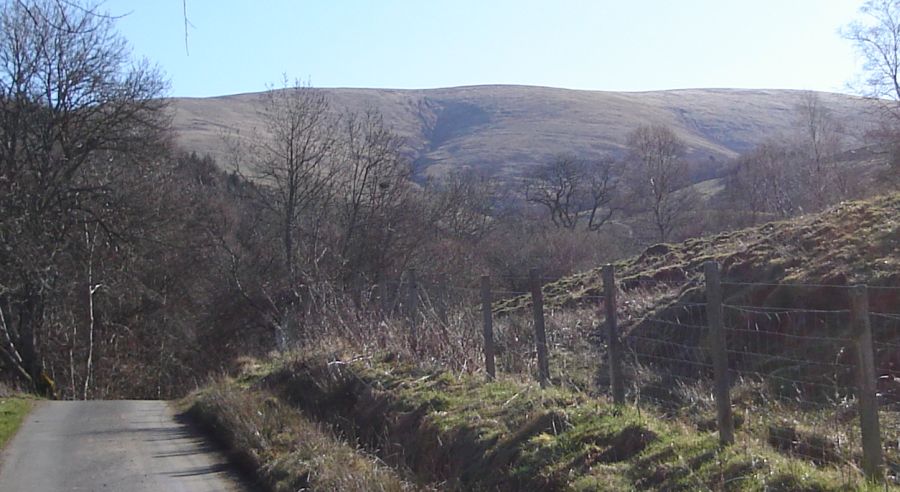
[704,261,734,445]
[603,265,625,405]
[850,284,883,481]
[481,275,496,380]
[530,267,551,387]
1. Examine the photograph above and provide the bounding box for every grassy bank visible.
[184,376,417,492]
[0,396,33,450]
[192,352,886,491]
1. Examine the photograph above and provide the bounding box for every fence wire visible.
[721,305,864,474]
[872,304,900,482]
[347,273,898,484]
[600,280,899,484]
[622,301,714,413]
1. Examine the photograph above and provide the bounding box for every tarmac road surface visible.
[0,400,248,491]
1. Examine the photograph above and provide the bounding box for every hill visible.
[181,194,900,490]
[170,85,885,181]
[495,192,900,314]
[494,192,900,420]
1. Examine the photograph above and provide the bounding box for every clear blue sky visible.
[105,0,865,98]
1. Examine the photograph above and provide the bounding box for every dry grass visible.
[184,380,418,492]
[252,351,885,491]
[292,291,487,377]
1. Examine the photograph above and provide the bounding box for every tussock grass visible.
[184,380,416,492]
[257,352,884,491]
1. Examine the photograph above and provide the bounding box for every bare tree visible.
[231,79,339,348]
[525,154,582,229]
[726,141,807,222]
[584,156,620,231]
[794,92,849,206]
[335,109,413,285]
[0,0,166,392]
[524,154,619,231]
[843,0,900,103]
[844,0,900,186]
[624,125,696,243]
[428,168,508,241]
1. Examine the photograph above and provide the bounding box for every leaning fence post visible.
[850,284,883,481]
[530,267,551,387]
[603,265,625,405]
[481,275,496,380]
[704,261,734,445]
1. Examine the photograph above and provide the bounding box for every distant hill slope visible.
[493,192,900,404]
[496,192,900,314]
[170,85,884,181]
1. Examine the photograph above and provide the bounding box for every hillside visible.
[494,192,900,417]
[170,85,885,181]
[184,194,900,490]
[495,192,900,314]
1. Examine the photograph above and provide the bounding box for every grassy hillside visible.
[170,85,884,181]
[495,192,899,403]
[495,192,900,315]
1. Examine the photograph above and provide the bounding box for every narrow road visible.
[0,400,248,491]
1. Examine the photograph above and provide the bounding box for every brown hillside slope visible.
[170,85,884,180]
[496,192,899,313]
[495,193,900,397]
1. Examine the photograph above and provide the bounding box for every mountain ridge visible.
[169,85,885,181]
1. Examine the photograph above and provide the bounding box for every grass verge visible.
[183,379,416,492]
[261,352,887,491]
[0,396,33,450]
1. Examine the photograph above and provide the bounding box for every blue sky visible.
[106,0,864,98]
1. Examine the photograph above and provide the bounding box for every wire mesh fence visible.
[339,266,898,483]
[870,295,900,481]
[614,275,898,484]
[722,302,862,474]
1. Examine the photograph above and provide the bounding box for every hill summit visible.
[170,85,883,180]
